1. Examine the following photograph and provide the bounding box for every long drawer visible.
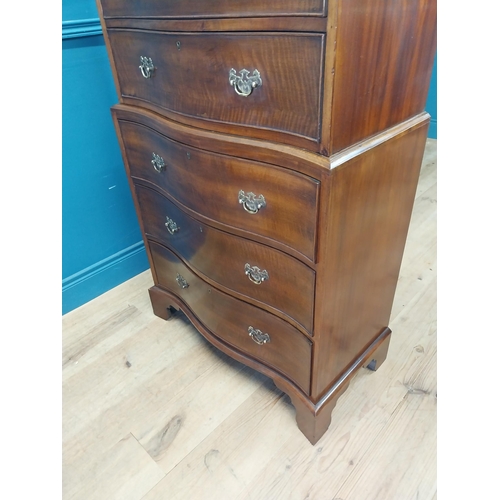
[100,0,326,19]
[136,185,315,333]
[150,241,312,393]
[108,29,324,142]
[119,119,319,261]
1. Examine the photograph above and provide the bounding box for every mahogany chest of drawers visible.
[96,0,436,444]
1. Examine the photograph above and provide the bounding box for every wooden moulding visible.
[99,0,327,20]
[111,104,330,178]
[275,328,391,445]
[104,17,328,33]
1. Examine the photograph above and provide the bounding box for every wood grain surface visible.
[100,1,436,156]
[116,116,320,262]
[149,241,313,393]
[108,29,324,143]
[329,0,437,153]
[62,139,436,500]
[135,184,316,334]
[100,0,326,19]
[312,120,429,399]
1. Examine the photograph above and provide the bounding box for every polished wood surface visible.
[62,139,436,498]
[312,119,429,399]
[117,117,320,261]
[135,185,316,334]
[133,117,430,443]
[150,241,312,393]
[100,0,326,19]
[97,0,436,445]
[112,103,330,183]
[108,29,324,142]
[329,0,437,152]
[105,16,328,34]
[101,1,437,155]
[276,328,392,444]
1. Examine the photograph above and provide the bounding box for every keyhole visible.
[187,152,191,160]
[176,41,181,50]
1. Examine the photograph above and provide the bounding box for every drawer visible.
[100,0,326,19]
[136,185,315,333]
[108,30,324,142]
[119,119,319,261]
[149,241,312,393]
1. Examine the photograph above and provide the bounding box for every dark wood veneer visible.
[117,118,320,262]
[101,2,436,155]
[100,0,326,19]
[112,104,331,178]
[108,30,324,142]
[105,17,328,33]
[329,0,437,152]
[98,0,436,445]
[150,241,313,394]
[312,119,429,398]
[135,185,316,334]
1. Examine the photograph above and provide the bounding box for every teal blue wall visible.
[62,1,438,314]
[425,55,437,139]
[62,2,149,314]
[62,0,98,20]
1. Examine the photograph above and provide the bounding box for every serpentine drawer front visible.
[135,185,316,334]
[150,241,312,394]
[107,29,324,142]
[116,117,320,262]
[98,0,436,444]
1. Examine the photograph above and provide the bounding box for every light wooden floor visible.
[62,139,437,500]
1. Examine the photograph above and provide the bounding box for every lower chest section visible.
[114,107,321,396]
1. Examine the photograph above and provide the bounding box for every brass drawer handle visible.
[151,152,165,173]
[248,326,270,345]
[176,274,189,289]
[165,216,180,235]
[238,190,266,214]
[139,56,155,79]
[229,68,262,97]
[244,263,269,285]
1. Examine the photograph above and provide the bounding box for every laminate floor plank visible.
[140,381,299,500]
[62,272,155,382]
[414,139,437,198]
[231,274,436,500]
[63,317,242,494]
[65,433,165,500]
[130,357,268,475]
[390,182,437,320]
[334,362,437,500]
[62,140,437,500]
[63,271,153,335]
